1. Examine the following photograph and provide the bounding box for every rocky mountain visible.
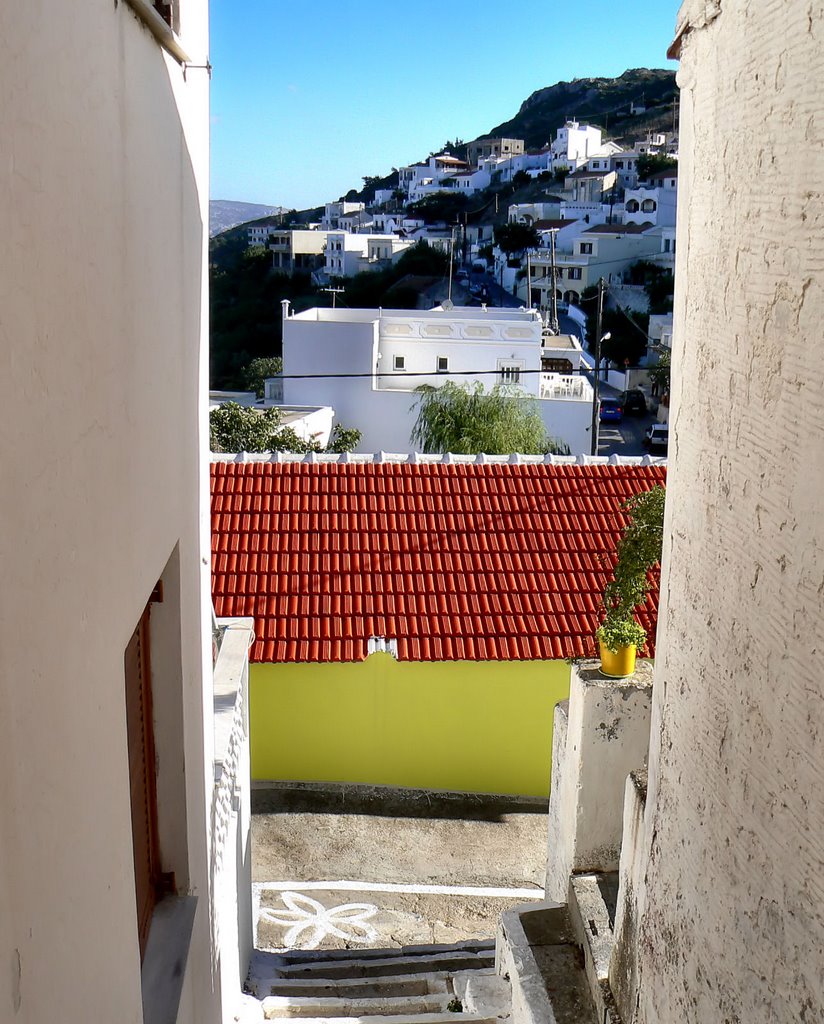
[210,199,283,237]
[484,68,677,150]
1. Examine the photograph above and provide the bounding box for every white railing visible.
[540,373,593,400]
[211,617,254,1020]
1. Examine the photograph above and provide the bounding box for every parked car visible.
[644,424,669,452]
[599,397,624,422]
[619,388,648,415]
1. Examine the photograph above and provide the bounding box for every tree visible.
[406,192,468,225]
[648,350,671,397]
[209,402,361,454]
[512,169,531,188]
[241,356,282,399]
[493,222,540,257]
[637,153,678,181]
[411,381,568,455]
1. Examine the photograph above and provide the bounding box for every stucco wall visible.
[0,3,215,1022]
[633,2,824,1021]
[250,656,571,797]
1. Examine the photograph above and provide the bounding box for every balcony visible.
[540,374,592,401]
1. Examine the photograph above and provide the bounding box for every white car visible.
[644,424,669,453]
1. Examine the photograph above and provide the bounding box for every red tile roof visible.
[211,461,666,664]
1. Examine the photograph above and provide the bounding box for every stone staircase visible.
[247,939,511,1023]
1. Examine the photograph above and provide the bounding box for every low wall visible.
[250,654,571,797]
[545,659,653,900]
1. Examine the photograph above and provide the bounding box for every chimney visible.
[281,299,291,320]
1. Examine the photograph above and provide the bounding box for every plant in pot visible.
[597,484,666,678]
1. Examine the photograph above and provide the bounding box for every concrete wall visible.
[545,662,653,901]
[250,656,571,797]
[0,3,218,1022]
[632,3,824,1021]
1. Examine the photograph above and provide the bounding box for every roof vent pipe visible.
[281,299,291,320]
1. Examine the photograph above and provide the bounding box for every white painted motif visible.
[260,891,379,950]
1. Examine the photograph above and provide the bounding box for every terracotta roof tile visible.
[211,461,666,663]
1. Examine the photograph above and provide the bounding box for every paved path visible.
[252,786,547,952]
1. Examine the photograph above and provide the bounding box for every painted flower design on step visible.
[260,891,379,950]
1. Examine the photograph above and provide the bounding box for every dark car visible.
[619,388,648,415]
[599,397,624,422]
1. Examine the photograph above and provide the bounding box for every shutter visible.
[125,609,161,960]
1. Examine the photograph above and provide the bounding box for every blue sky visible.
[209,1,681,211]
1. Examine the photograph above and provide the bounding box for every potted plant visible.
[597,485,666,678]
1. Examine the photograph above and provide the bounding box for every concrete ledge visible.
[497,901,596,1024]
[546,660,653,900]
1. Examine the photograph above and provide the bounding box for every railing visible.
[540,374,592,400]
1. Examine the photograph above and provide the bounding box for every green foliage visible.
[209,402,361,454]
[648,350,671,394]
[579,290,649,367]
[493,222,540,256]
[325,424,363,453]
[512,169,531,188]
[637,153,678,181]
[241,356,283,399]
[406,192,469,225]
[628,261,674,315]
[343,241,449,309]
[411,381,568,455]
[597,485,666,651]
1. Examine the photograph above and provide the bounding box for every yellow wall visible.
[250,655,571,798]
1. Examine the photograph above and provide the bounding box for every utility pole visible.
[447,226,455,302]
[549,229,560,334]
[322,286,344,309]
[526,249,532,308]
[590,277,606,456]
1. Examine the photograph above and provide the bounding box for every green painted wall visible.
[250,655,571,798]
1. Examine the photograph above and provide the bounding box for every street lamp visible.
[590,331,611,456]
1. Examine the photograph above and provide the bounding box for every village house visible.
[278,302,594,453]
[269,228,330,274]
[466,136,525,167]
[210,455,665,798]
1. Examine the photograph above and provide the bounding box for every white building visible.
[321,200,365,229]
[624,183,677,227]
[269,228,329,273]
[281,303,594,454]
[247,222,277,247]
[324,231,413,277]
[550,120,616,172]
[1,3,252,1023]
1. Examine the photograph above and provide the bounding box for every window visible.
[615,160,624,169]
[153,0,178,31]
[663,239,671,253]
[580,242,593,254]
[437,356,449,373]
[499,362,522,384]
[393,355,406,371]
[568,267,583,280]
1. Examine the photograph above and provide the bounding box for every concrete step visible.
[273,951,496,981]
[266,971,453,999]
[261,992,456,1018]
[260,1016,498,1024]
[568,873,622,1024]
[274,939,496,965]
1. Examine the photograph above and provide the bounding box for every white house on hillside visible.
[323,231,413,278]
[321,200,365,229]
[550,120,615,171]
[280,303,593,453]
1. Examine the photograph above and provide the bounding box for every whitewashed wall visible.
[632,3,824,1021]
[0,2,221,1022]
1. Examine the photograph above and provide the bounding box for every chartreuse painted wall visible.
[250,654,571,797]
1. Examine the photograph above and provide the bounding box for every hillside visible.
[210,199,283,237]
[485,68,677,150]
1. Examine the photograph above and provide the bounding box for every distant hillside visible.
[485,68,677,150]
[210,200,283,237]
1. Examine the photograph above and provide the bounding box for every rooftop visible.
[211,457,666,664]
[289,305,542,325]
